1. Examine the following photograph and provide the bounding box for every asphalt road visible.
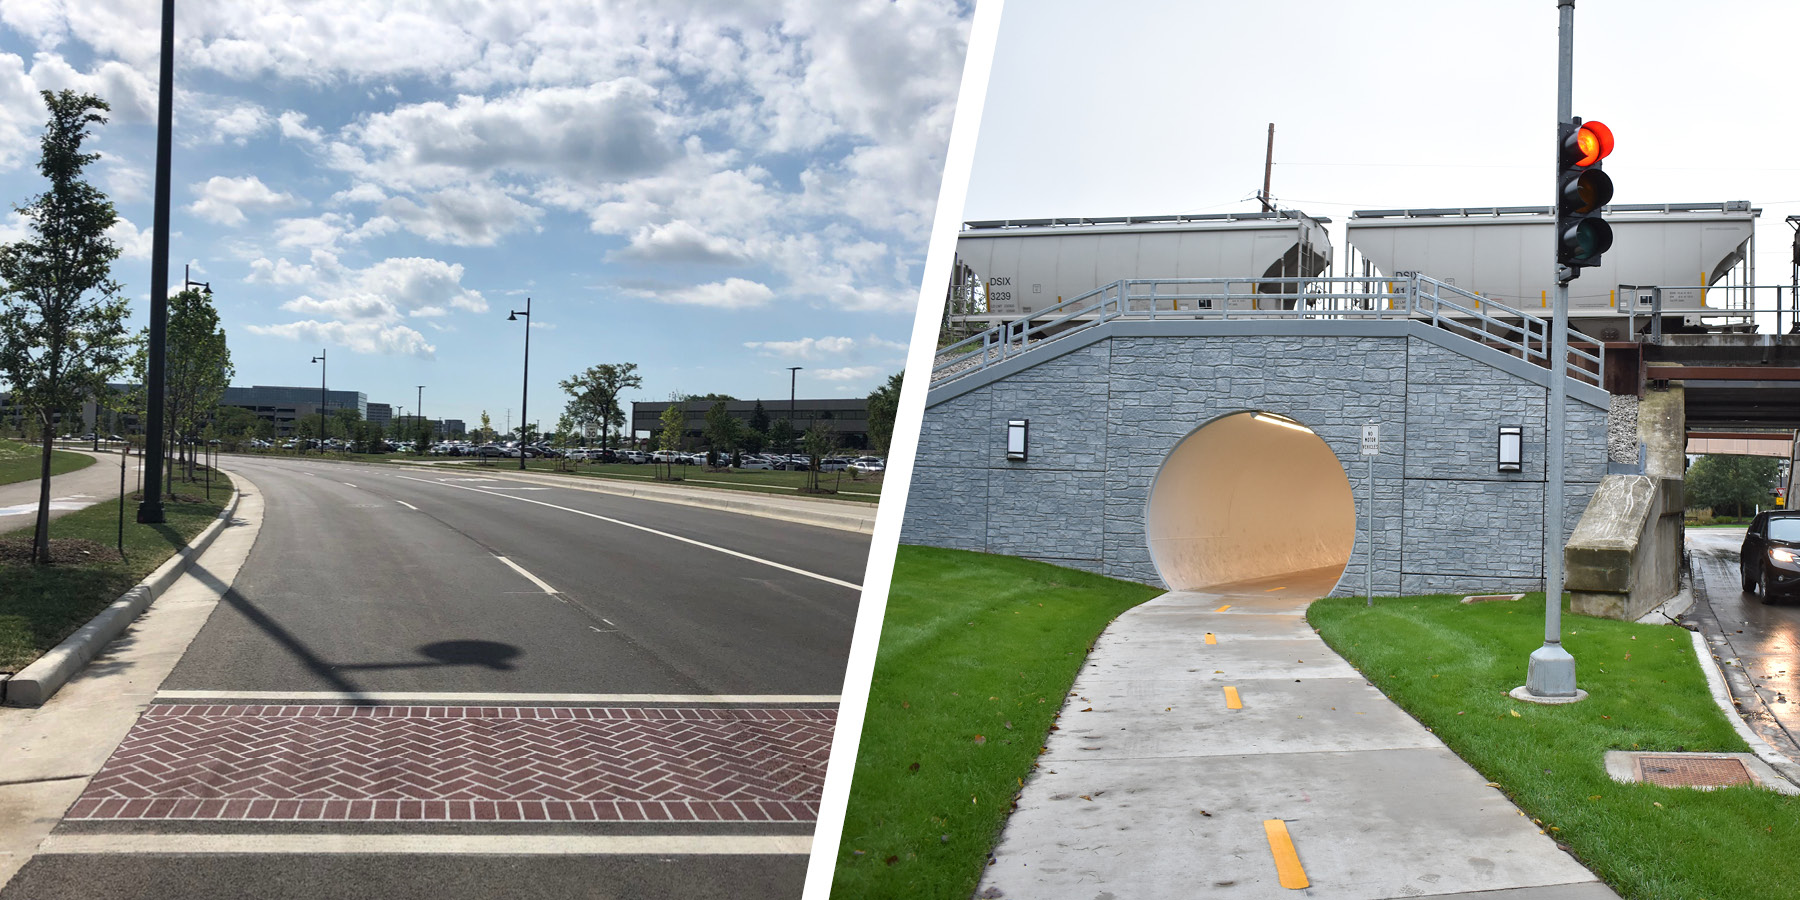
[162,455,866,696]
[1684,526,1800,763]
[5,453,869,900]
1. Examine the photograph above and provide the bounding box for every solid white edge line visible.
[396,500,419,511]
[800,3,1003,897]
[38,834,811,857]
[495,555,558,594]
[154,690,840,704]
[392,474,860,591]
[343,483,356,488]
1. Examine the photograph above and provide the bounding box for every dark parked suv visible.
[1740,511,1800,602]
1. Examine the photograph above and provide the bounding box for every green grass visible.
[0,438,95,487]
[831,547,1162,900]
[0,473,233,673]
[1309,593,1800,900]
[378,457,885,500]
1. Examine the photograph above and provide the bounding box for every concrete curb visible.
[2,488,243,708]
[395,464,879,533]
[1686,628,1800,788]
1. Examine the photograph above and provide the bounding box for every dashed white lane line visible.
[396,500,419,511]
[392,474,861,591]
[39,834,812,857]
[342,482,357,488]
[496,555,558,594]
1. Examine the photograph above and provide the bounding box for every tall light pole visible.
[787,366,802,454]
[311,350,326,456]
[137,0,176,524]
[508,298,532,470]
[1520,0,1584,704]
[417,384,426,442]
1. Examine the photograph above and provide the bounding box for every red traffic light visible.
[1572,120,1613,167]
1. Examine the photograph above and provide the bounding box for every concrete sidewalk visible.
[0,450,138,528]
[979,570,1618,900]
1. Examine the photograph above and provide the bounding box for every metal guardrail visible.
[932,275,1604,389]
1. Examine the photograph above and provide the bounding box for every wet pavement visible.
[1682,527,1800,765]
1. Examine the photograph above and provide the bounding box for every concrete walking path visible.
[0,449,141,528]
[978,569,1618,900]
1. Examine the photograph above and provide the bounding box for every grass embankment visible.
[1310,594,1800,900]
[379,457,885,500]
[0,473,233,673]
[0,438,95,487]
[831,547,1162,900]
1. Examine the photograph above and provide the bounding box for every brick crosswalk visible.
[68,704,833,823]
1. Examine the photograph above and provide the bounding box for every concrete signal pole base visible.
[1514,643,1587,705]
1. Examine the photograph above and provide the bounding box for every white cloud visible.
[612,219,749,265]
[246,255,488,359]
[188,175,300,226]
[105,216,152,260]
[245,319,437,359]
[812,365,886,382]
[380,184,540,246]
[742,334,907,360]
[276,110,323,145]
[639,277,774,310]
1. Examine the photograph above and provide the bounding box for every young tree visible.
[656,400,686,481]
[768,417,795,455]
[0,91,131,563]
[866,371,903,456]
[703,400,740,468]
[158,287,233,480]
[477,410,495,444]
[801,419,838,493]
[559,362,642,452]
[746,399,769,454]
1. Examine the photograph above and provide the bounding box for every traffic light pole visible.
[1523,0,1582,701]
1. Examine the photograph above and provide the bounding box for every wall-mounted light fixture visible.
[1498,425,1523,473]
[1007,419,1029,461]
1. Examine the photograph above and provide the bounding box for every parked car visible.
[739,455,775,471]
[819,457,849,472]
[849,456,886,473]
[1742,510,1800,602]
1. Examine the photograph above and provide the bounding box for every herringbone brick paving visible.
[68,704,833,823]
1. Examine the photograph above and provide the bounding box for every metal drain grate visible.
[1636,755,1753,788]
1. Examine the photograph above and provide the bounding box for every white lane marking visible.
[0,495,97,517]
[342,482,357,488]
[496,555,558,594]
[301,472,314,477]
[39,834,811,857]
[396,500,419,511]
[156,689,839,704]
[394,474,861,591]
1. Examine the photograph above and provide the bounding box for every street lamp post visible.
[787,366,802,454]
[417,384,426,444]
[508,298,532,470]
[137,0,177,524]
[311,350,326,456]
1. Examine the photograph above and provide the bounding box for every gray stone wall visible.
[905,321,1611,597]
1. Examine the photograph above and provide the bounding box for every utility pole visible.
[787,367,802,454]
[137,0,176,523]
[1521,0,1584,703]
[311,350,327,455]
[1260,123,1275,212]
[417,385,426,440]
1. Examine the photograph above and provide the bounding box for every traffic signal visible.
[1555,117,1614,277]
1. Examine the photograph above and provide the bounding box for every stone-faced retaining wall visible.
[907,320,1611,597]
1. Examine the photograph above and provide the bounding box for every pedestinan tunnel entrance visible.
[1146,411,1356,594]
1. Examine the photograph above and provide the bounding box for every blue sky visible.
[0,1,969,433]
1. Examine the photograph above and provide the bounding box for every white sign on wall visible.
[1361,424,1380,457]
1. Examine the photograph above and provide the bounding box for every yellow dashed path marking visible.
[1223,686,1242,709]
[1215,604,1231,612]
[1204,633,1217,645]
[1262,819,1310,889]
